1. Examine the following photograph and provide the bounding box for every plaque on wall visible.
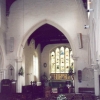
[82,67,94,81]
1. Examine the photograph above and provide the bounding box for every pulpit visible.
[1,79,11,94]
[1,79,16,94]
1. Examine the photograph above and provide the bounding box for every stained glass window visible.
[51,51,55,73]
[65,48,69,73]
[50,46,74,74]
[56,48,60,73]
[60,47,65,73]
[70,51,74,72]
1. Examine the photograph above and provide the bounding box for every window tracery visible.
[50,46,74,80]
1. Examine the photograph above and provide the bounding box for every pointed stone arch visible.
[16,19,77,92]
[17,19,75,59]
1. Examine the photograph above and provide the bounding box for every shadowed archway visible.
[27,24,69,52]
[17,19,75,59]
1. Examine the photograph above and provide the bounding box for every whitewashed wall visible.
[88,0,100,63]
[5,0,91,92]
[87,0,100,96]
[0,0,6,92]
[24,40,41,85]
[0,0,6,68]
[7,0,88,57]
[0,0,6,31]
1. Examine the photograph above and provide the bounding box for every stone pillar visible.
[0,69,6,92]
[94,69,99,96]
[72,56,78,93]
[15,58,22,93]
[0,69,6,79]
[92,62,100,96]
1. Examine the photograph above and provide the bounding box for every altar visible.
[49,80,74,93]
[49,80,68,87]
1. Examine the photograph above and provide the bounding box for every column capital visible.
[0,68,6,71]
[91,64,99,70]
[15,57,22,62]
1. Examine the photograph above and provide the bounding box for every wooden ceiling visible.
[28,24,69,52]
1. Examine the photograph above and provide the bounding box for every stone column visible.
[94,69,99,96]
[0,70,3,80]
[4,69,7,79]
[92,62,99,96]
[0,69,6,92]
[15,58,22,93]
[0,69,6,79]
[72,56,78,93]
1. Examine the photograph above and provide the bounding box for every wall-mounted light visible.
[84,25,89,29]
[87,9,93,12]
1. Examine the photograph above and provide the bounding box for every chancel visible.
[0,0,100,100]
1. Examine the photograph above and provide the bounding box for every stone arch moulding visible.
[17,19,75,59]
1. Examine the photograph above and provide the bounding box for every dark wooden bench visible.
[79,87,94,94]
[0,93,32,100]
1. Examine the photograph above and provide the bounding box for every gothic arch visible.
[17,19,75,59]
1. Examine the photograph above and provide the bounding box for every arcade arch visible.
[16,19,77,92]
[17,19,75,59]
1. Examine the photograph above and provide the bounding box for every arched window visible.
[33,54,38,81]
[50,46,74,80]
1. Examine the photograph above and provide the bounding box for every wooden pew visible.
[79,87,94,94]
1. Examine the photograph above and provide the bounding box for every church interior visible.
[0,0,100,100]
